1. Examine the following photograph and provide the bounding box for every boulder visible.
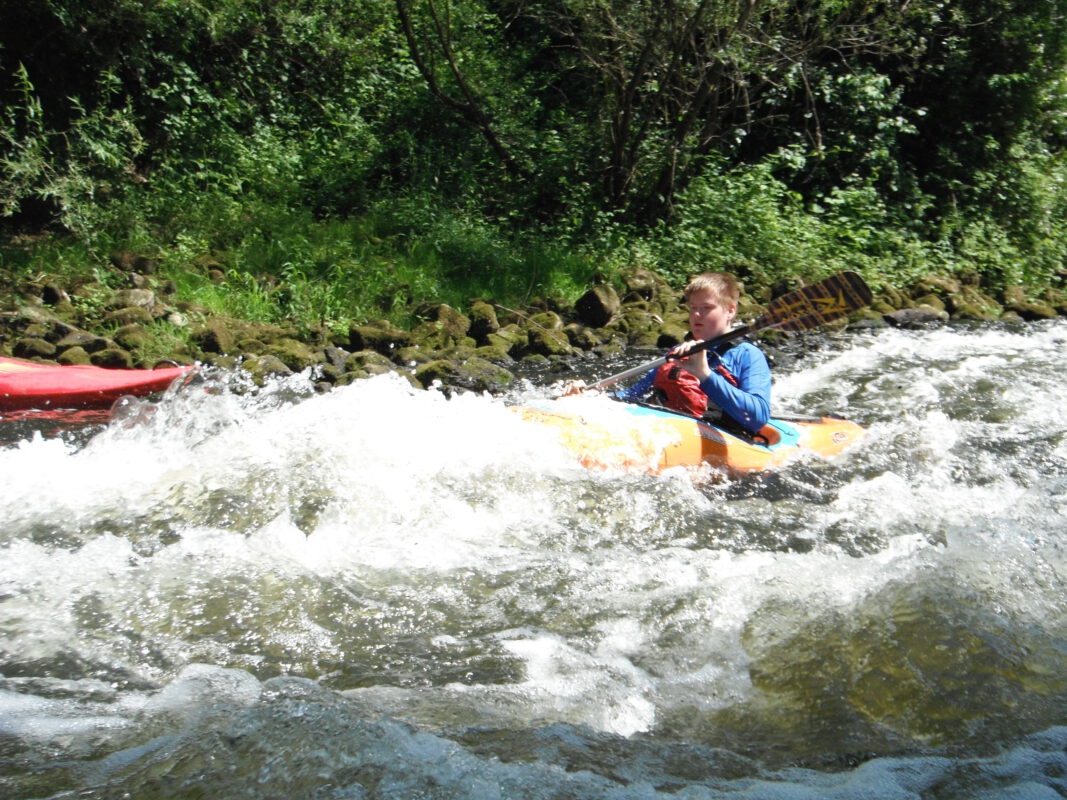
[883,307,948,328]
[344,350,395,371]
[410,303,471,345]
[1040,287,1067,315]
[468,301,500,343]
[90,347,133,368]
[526,325,573,357]
[472,343,513,362]
[564,324,601,351]
[105,306,155,326]
[113,324,153,352]
[55,331,111,353]
[242,354,293,383]
[448,356,515,394]
[414,359,458,388]
[1002,286,1058,321]
[485,326,528,358]
[348,320,412,355]
[266,338,322,371]
[947,286,1002,321]
[13,337,56,359]
[40,284,72,308]
[621,267,672,302]
[910,275,961,300]
[191,319,238,354]
[574,285,620,328]
[57,346,92,365]
[110,289,157,311]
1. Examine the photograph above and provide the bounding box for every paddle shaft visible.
[589,318,774,391]
[590,271,872,391]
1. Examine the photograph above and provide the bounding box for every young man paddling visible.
[566,272,772,434]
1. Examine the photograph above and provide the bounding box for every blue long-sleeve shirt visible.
[615,341,772,432]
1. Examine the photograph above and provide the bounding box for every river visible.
[2,320,1066,799]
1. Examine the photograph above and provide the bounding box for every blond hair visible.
[683,272,740,306]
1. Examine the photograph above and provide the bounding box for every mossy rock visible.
[318,363,344,383]
[345,350,395,371]
[526,310,564,331]
[448,356,515,394]
[564,323,601,351]
[362,363,396,377]
[1002,286,1058,321]
[236,338,267,355]
[334,370,369,386]
[593,338,627,358]
[109,289,157,312]
[655,332,685,350]
[485,326,528,358]
[526,326,574,357]
[55,331,111,353]
[628,326,662,349]
[410,319,475,351]
[614,309,662,341]
[57,346,92,365]
[910,275,961,299]
[468,300,500,343]
[348,320,412,355]
[912,293,946,313]
[736,297,764,322]
[875,287,909,311]
[90,347,133,368]
[883,307,948,328]
[947,286,1003,321]
[656,319,689,348]
[412,303,471,341]
[620,267,672,302]
[266,337,322,371]
[870,299,898,314]
[339,362,409,384]
[323,345,351,371]
[574,284,621,328]
[113,324,153,351]
[105,306,155,327]
[414,359,458,388]
[191,319,238,354]
[848,309,890,329]
[392,345,435,366]
[472,343,513,362]
[241,354,293,383]
[1040,287,1067,315]
[13,337,57,359]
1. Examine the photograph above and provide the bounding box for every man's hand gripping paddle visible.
[589,270,873,392]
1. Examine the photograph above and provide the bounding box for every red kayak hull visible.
[0,357,193,411]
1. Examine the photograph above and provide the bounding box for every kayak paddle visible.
[590,270,872,391]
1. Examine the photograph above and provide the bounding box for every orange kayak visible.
[0,356,193,411]
[514,399,865,475]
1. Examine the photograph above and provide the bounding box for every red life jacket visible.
[652,362,708,417]
[652,353,740,417]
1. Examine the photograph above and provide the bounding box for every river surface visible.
[2,321,1066,799]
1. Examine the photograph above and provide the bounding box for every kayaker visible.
[564,271,772,434]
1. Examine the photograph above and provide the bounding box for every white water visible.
[2,321,1067,799]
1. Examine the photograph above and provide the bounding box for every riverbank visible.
[2,257,1066,397]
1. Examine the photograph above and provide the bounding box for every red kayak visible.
[0,356,193,411]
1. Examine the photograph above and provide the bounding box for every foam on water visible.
[2,322,1067,798]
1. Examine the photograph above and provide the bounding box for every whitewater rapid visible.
[2,320,1066,798]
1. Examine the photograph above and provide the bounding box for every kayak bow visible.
[0,357,193,411]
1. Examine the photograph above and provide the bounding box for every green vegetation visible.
[2,0,1066,340]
